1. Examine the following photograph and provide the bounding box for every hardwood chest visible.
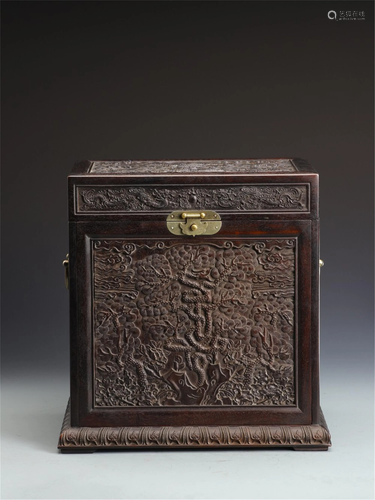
[59,158,331,452]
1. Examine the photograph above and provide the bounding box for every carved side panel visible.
[93,239,296,407]
[77,185,309,212]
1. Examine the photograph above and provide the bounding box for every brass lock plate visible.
[166,210,222,237]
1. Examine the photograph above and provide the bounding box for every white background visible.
[2,367,373,500]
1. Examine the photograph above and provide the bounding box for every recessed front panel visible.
[93,238,296,408]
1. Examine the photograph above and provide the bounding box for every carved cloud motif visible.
[93,240,296,407]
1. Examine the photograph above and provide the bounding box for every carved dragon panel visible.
[93,239,296,407]
[90,159,296,174]
[77,185,308,212]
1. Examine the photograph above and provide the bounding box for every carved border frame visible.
[74,183,311,215]
[58,399,331,452]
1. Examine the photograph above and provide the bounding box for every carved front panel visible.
[93,239,296,407]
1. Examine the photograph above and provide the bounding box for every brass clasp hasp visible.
[166,210,222,237]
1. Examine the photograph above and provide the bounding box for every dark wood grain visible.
[63,158,329,450]
[59,400,331,452]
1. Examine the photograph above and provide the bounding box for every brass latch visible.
[62,254,69,290]
[166,210,222,237]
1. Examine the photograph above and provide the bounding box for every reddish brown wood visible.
[58,400,331,452]
[61,158,330,451]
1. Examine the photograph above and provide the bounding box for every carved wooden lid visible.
[68,158,318,220]
[70,158,317,176]
[89,159,296,174]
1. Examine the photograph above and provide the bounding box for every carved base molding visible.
[58,400,331,452]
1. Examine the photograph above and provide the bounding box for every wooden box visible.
[59,158,331,452]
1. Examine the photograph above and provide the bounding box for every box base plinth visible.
[58,400,331,453]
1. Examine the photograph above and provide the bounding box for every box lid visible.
[68,158,318,220]
[70,158,316,176]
